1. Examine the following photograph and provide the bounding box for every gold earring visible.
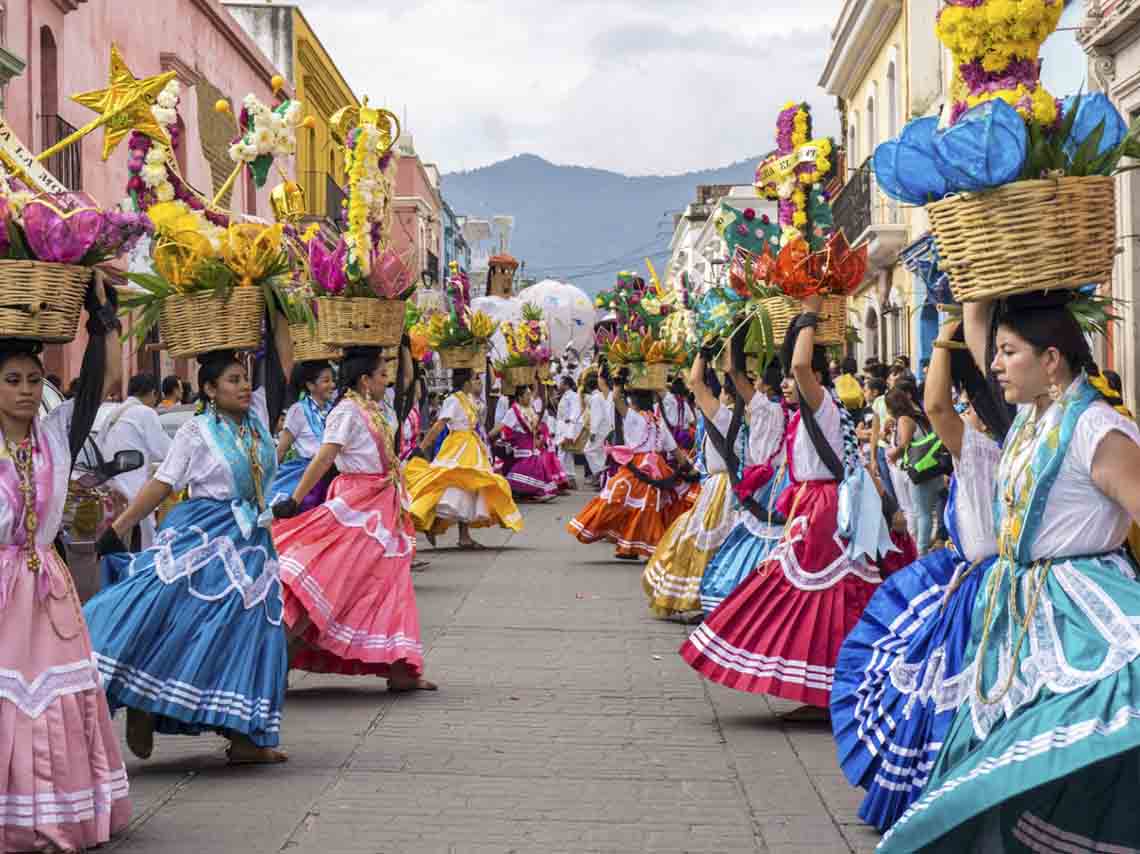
[1048,382,1062,401]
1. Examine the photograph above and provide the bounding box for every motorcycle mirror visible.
[103,449,144,478]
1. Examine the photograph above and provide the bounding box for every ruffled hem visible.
[699,516,783,613]
[405,446,523,534]
[830,547,990,832]
[568,461,686,558]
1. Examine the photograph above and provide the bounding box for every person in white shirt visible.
[554,376,584,488]
[582,370,613,486]
[98,373,172,549]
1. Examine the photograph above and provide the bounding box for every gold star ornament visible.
[42,43,176,163]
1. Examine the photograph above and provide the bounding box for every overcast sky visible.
[292,0,844,176]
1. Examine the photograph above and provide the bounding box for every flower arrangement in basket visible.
[419,267,498,370]
[593,271,685,390]
[0,187,151,342]
[120,205,292,358]
[310,97,414,348]
[494,304,551,389]
[872,0,1140,302]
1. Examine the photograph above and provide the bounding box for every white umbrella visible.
[470,295,524,364]
[519,279,595,359]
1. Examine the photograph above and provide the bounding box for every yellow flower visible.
[792,211,808,227]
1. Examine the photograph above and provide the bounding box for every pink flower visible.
[743,208,756,221]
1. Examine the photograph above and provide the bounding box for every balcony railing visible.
[41,115,82,191]
[302,171,347,227]
[832,158,871,245]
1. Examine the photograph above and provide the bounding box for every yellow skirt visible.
[641,471,735,616]
[405,429,524,535]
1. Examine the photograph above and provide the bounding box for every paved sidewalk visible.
[104,489,878,854]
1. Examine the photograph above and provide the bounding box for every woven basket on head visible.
[503,365,537,387]
[0,260,91,343]
[289,322,341,363]
[159,288,264,358]
[816,295,847,346]
[927,176,1116,303]
[627,362,668,391]
[439,344,486,371]
[316,297,405,348]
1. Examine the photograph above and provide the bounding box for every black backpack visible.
[902,428,953,485]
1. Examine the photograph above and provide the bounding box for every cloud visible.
[289,0,843,175]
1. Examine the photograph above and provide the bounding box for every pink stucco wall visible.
[390,153,440,283]
[4,0,288,387]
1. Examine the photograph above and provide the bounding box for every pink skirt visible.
[273,473,424,678]
[680,480,881,707]
[1,547,131,851]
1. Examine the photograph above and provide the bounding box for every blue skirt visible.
[830,546,993,832]
[84,498,288,748]
[699,469,789,613]
[698,512,783,613]
[271,456,332,513]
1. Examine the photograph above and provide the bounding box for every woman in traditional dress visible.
[554,375,584,489]
[271,347,434,691]
[489,384,559,500]
[830,321,1010,833]
[660,375,697,451]
[680,295,885,716]
[272,360,335,511]
[406,368,523,549]
[0,275,131,851]
[642,356,741,616]
[698,358,790,613]
[535,379,570,492]
[399,375,427,461]
[87,350,288,765]
[878,294,1140,852]
[568,384,693,560]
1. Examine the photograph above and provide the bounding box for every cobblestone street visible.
[103,493,878,854]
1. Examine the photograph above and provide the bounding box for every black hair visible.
[510,384,532,402]
[127,373,158,399]
[583,373,599,393]
[994,296,1095,378]
[841,356,857,374]
[884,387,925,423]
[290,360,333,399]
[947,323,1014,442]
[866,376,887,396]
[560,375,577,393]
[161,374,182,398]
[1104,369,1124,396]
[337,347,383,397]
[669,376,686,396]
[0,340,44,373]
[46,373,62,389]
[628,389,655,411]
[196,350,244,409]
[452,368,473,391]
[759,359,783,392]
[779,316,833,390]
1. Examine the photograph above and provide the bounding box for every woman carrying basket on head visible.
[271,345,434,692]
[405,367,523,549]
[1,272,132,851]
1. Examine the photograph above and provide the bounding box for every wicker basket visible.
[627,362,668,391]
[503,365,537,387]
[0,260,91,343]
[816,295,847,346]
[290,322,342,363]
[159,288,264,358]
[316,297,405,348]
[927,177,1116,302]
[439,344,486,371]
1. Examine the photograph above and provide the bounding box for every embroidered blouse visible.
[622,410,677,455]
[322,399,397,475]
[0,401,72,545]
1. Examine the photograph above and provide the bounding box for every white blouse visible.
[1004,400,1140,561]
[441,393,479,432]
[623,410,677,454]
[502,406,534,435]
[662,393,694,429]
[747,394,786,469]
[791,392,844,482]
[555,392,583,443]
[702,406,734,475]
[322,401,393,474]
[156,417,265,500]
[283,402,324,459]
[953,424,1002,563]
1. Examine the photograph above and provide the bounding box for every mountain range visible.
[440,154,760,295]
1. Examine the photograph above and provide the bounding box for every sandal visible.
[457,541,486,551]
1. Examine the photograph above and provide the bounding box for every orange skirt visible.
[567,453,688,558]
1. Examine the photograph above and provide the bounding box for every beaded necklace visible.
[5,431,40,574]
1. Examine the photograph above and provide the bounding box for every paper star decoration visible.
[67,44,177,161]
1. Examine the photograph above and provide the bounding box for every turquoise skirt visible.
[879,550,1140,852]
